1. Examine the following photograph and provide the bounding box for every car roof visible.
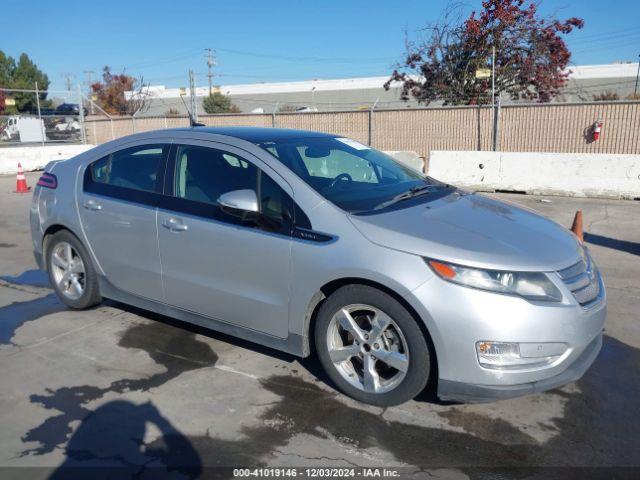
[170,126,337,143]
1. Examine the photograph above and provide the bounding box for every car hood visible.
[348,192,582,272]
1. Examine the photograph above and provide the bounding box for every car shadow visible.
[109,300,299,366]
[0,268,51,288]
[110,301,446,405]
[0,268,444,404]
[47,399,201,479]
[585,232,640,256]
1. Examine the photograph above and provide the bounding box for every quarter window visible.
[90,144,167,192]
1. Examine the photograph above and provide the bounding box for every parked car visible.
[30,127,606,406]
[54,103,88,117]
[295,106,318,113]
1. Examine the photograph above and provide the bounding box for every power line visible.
[572,37,640,54]
[569,26,640,43]
[215,47,396,64]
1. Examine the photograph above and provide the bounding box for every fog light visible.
[476,342,522,367]
[476,341,565,369]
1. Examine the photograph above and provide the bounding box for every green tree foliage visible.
[0,51,50,113]
[0,51,14,86]
[202,92,240,114]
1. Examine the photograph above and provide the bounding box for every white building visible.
[129,63,640,116]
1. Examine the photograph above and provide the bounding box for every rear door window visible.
[90,144,168,193]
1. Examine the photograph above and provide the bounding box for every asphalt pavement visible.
[0,172,638,479]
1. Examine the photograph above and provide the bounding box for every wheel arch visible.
[302,277,439,390]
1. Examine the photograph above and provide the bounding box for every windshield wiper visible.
[373,185,434,210]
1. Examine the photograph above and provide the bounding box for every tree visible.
[12,53,51,111]
[0,51,50,113]
[276,104,300,113]
[0,51,14,86]
[385,0,584,105]
[592,91,619,102]
[202,91,240,114]
[91,66,150,115]
[0,52,16,114]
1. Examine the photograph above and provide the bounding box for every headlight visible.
[426,259,562,302]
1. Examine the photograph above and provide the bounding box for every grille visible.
[557,255,600,307]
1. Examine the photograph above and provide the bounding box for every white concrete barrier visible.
[0,145,421,177]
[384,151,425,173]
[429,151,640,199]
[0,145,94,175]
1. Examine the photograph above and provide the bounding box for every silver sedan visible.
[30,127,606,405]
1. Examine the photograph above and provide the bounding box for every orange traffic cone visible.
[15,163,30,193]
[570,210,583,243]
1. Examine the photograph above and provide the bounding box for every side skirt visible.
[97,276,305,357]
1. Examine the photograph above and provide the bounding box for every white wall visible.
[384,151,425,173]
[429,151,640,199]
[0,145,94,175]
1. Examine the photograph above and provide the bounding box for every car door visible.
[79,142,169,300]
[157,141,293,338]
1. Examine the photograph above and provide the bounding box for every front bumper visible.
[406,270,606,403]
[438,332,602,402]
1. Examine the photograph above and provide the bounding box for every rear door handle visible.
[83,200,102,211]
[162,217,188,232]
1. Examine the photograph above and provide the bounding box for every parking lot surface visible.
[0,172,639,478]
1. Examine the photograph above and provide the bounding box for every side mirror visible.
[217,189,259,219]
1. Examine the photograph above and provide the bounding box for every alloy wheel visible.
[50,241,86,301]
[326,304,410,394]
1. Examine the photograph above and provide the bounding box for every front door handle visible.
[83,200,102,211]
[162,217,188,232]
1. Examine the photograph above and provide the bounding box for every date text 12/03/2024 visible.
[233,468,400,478]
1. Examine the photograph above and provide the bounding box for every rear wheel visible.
[46,230,101,309]
[315,285,431,406]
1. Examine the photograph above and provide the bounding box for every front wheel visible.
[315,285,431,406]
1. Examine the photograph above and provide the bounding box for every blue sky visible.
[3,0,639,93]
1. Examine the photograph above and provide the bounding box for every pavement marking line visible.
[214,364,260,380]
[5,319,102,355]
[0,281,51,296]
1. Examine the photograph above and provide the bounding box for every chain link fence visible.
[2,85,638,157]
[0,86,88,146]
[84,101,640,157]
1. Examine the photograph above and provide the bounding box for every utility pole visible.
[189,69,198,121]
[205,48,216,95]
[61,72,74,92]
[491,44,500,152]
[83,70,95,114]
[491,45,496,108]
[634,54,639,97]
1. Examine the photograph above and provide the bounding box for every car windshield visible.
[257,136,444,213]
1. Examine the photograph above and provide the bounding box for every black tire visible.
[46,230,102,309]
[315,285,431,406]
